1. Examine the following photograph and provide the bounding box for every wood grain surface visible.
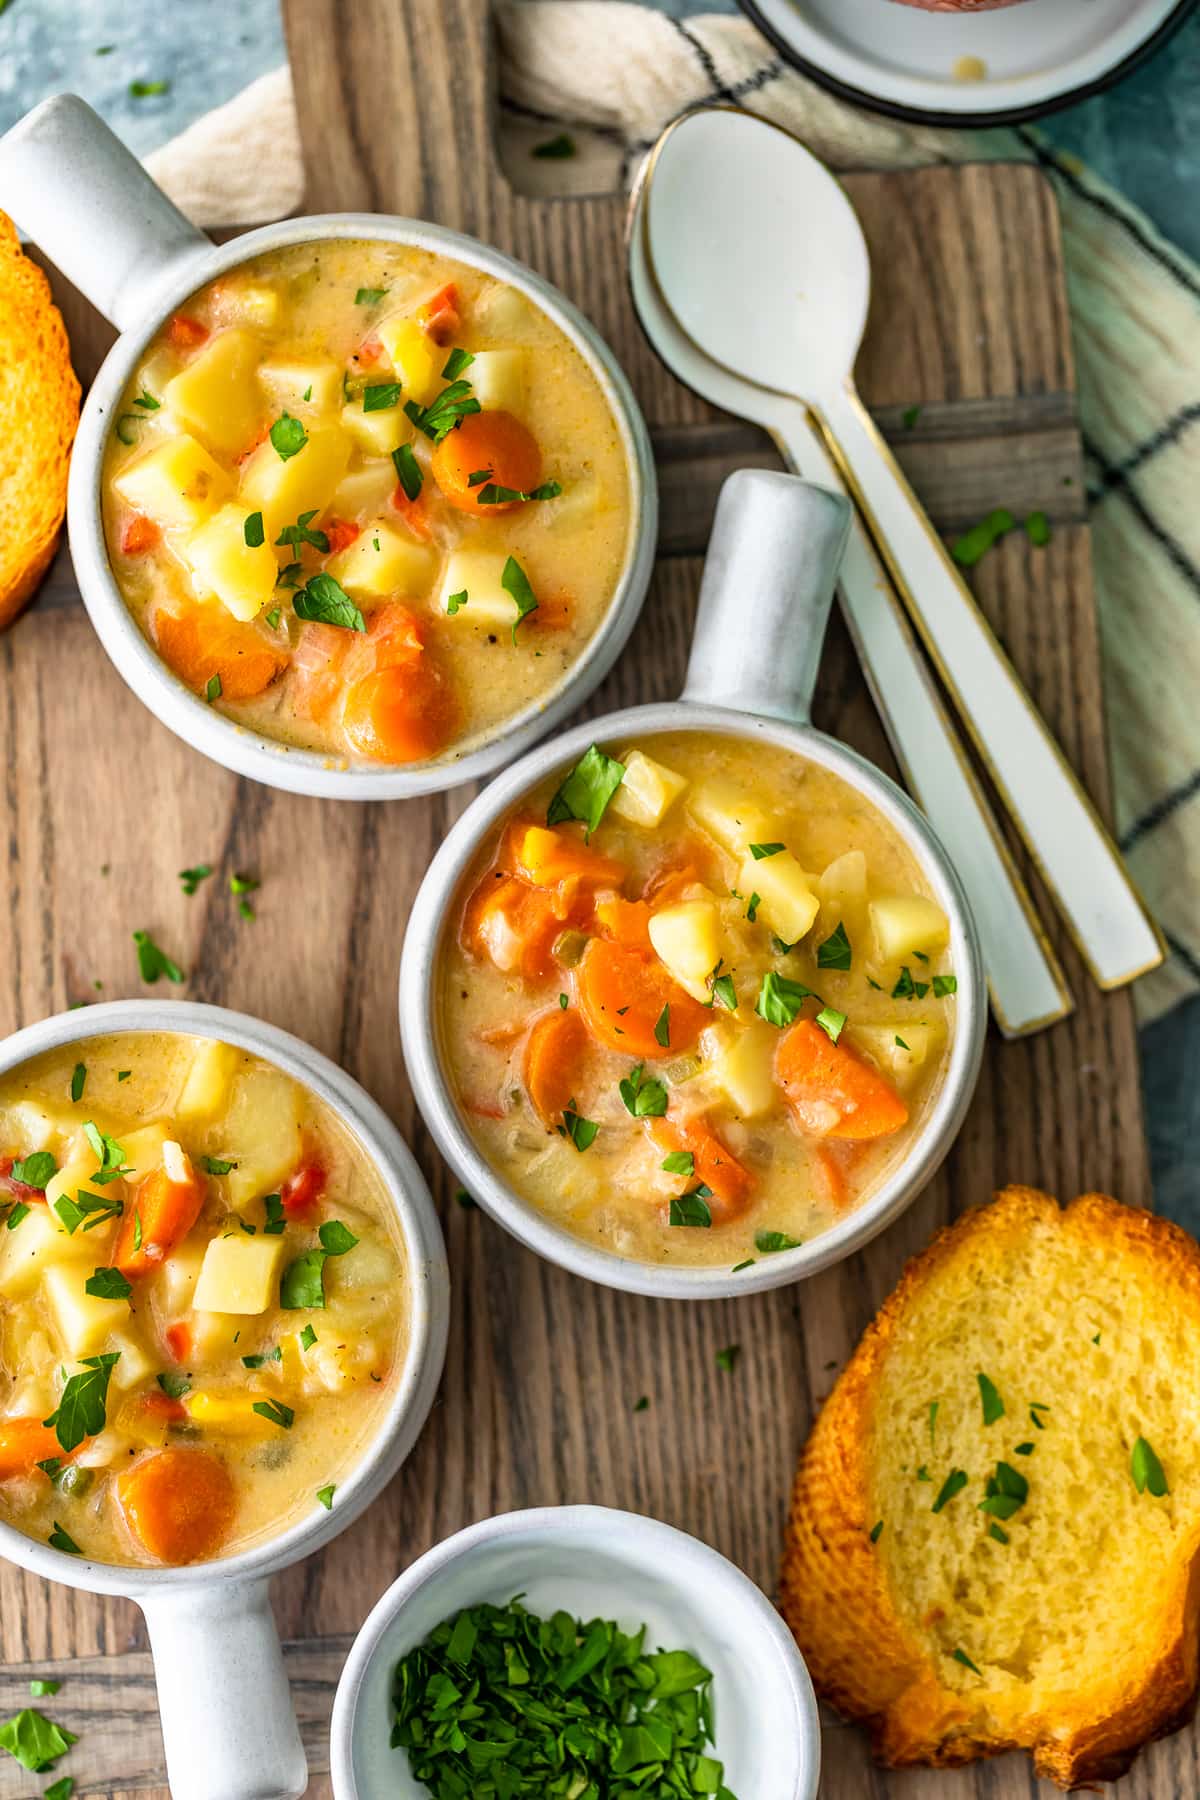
[0,0,1175,1794]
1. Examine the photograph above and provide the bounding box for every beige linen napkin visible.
[145,2,1200,1026]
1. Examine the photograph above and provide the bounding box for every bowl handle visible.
[139,1576,307,1800]
[681,470,851,726]
[0,93,213,330]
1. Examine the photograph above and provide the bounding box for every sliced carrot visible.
[814,1142,863,1212]
[513,825,625,891]
[324,517,361,556]
[366,602,425,664]
[524,1008,589,1126]
[0,1418,69,1481]
[592,896,655,952]
[576,939,707,1059]
[115,1161,206,1279]
[531,592,572,631]
[166,314,208,350]
[776,1020,909,1141]
[164,1321,192,1364]
[392,484,433,541]
[281,1158,325,1218]
[648,1115,756,1225]
[118,1447,236,1564]
[430,411,541,514]
[343,659,454,763]
[419,282,461,343]
[289,622,352,726]
[121,514,160,556]
[464,1094,507,1121]
[154,605,287,702]
[463,873,582,980]
[356,333,384,367]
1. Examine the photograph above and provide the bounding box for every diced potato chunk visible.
[163,330,264,456]
[182,503,279,622]
[113,434,230,531]
[436,549,516,627]
[689,783,774,856]
[0,1205,102,1298]
[849,1022,944,1087]
[239,423,350,537]
[176,1038,240,1122]
[543,474,607,535]
[119,1122,171,1181]
[231,285,279,329]
[333,461,401,521]
[307,1331,383,1393]
[708,1019,779,1118]
[648,898,723,1003]
[610,750,689,829]
[42,1264,130,1357]
[158,1236,206,1316]
[870,895,950,963]
[738,850,819,946]
[189,1311,244,1360]
[327,519,435,597]
[818,850,867,908]
[340,399,408,458]
[185,1391,277,1437]
[467,349,526,414]
[108,1329,158,1391]
[375,314,440,403]
[193,1233,287,1315]
[1,1100,62,1155]
[217,1066,304,1208]
[258,357,340,415]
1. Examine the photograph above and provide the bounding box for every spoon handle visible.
[814,387,1164,992]
[769,404,1073,1037]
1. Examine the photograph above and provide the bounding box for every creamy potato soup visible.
[440,734,959,1267]
[100,241,633,765]
[0,1034,407,1565]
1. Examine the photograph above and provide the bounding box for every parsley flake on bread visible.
[781,1186,1200,1788]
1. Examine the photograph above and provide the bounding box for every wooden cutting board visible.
[0,0,1174,1794]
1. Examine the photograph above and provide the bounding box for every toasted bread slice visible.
[781,1186,1200,1788]
[0,210,80,629]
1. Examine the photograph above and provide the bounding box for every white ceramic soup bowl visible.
[400,471,986,1299]
[0,999,450,1800]
[330,1504,820,1800]
[0,94,657,800]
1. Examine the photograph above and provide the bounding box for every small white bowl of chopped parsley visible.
[330,1504,819,1799]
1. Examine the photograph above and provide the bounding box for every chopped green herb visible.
[70,1063,86,1103]
[933,974,958,998]
[300,1323,318,1352]
[405,379,481,443]
[501,555,538,641]
[269,412,308,461]
[229,872,259,897]
[916,1465,931,1482]
[746,891,761,922]
[988,1522,1010,1544]
[133,390,160,412]
[755,1229,802,1254]
[929,1400,939,1446]
[0,1708,78,1773]
[85,1267,132,1301]
[1014,1441,1035,1455]
[28,1681,60,1699]
[5,1203,30,1232]
[316,1483,336,1509]
[869,1519,883,1543]
[1025,510,1051,547]
[977,1372,1005,1425]
[241,1347,282,1369]
[547,744,625,837]
[476,479,562,507]
[445,589,468,616]
[157,1371,189,1400]
[815,1005,846,1044]
[894,1035,910,1050]
[710,968,737,1011]
[179,864,213,896]
[243,511,265,548]
[252,1399,295,1430]
[441,348,475,381]
[10,1151,56,1190]
[931,1468,968,1513]
[558,1101,599,1153]
[619,1062,668,1118]
[654,1003,671,1048]
[133,929,184,985]
[952,1648,982,1676]
[755,971,815,1027]
[669,1187,713,1228]
[715,1344,740,1374]
[199,1155,236,1176]
[749,842,785,860]
[43,1352,120,1452]
[978,1460,1028,1520]
[633,1395,649,1413]
[263,1194,285,1236]
[1131,1435,1168,1497]
[454,1187,476,1209]
[275,508,329,553]
[130,78,170,97]
[902,405,922,429]
[205,672,222,702]
[265,607,282,630]
[362,381,401,413]
[661,1150,694,1177]
[951,508,1015,568]
[355,286,388,306]
[1029,1402,1050,1430]
[293,572,365,632]
[533,133,577,159]
[132,1209,142,1250]
[891,965,928,1001]
[392,443,423,501]
[83,1122,129,1186]
[280,1250,327,1310]
[53,1190,122,1235]
[319,1219,359,1256]
[817,921,852,970]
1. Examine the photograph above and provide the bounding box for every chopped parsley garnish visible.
[445,589,468,616]
[130,78,170,97]
[70,1063,86,1102]
[1029,1402,1050,1430]
[48,1520,82,1554]
[891,965,929,1001]
[476,479,563,506]
[252,1399,294,1430]
[269,412,308,461]
[362,381,402,413]
[749,842,785,860]
[263,1194,285,1235]
[455,1187,476,1209]
[43,1352,120,1452]
[45,1778,74,1800]
[988,1522,1010,1544]
[978,1461,1028,1520]
[1025,510,1051,547]
[558,1101,599,1153]
[902,405,922,429]
[133,929,184,985]
[316,1483,336,1509]
[84,1122,129,1185]
[157,1371,189,1399]
[242,1347,282,1369]
[669,1187,713,1227]
[755,971,815,1027]
[133,390,160,411]
[1131,1435,1168,1497]
[533,133,577,158]
[547,744,625,837]
[0,1708,78,1773]
[319,1219,359,1256]
[276,508,329,553]
[815,1005,846,1044]
[933,974,958,998]
[951,1648,982,1676]
[355,286,388,305]
[53,1190,122,1235]
[929,1400,939,1446]
[265,607,282,630]
[229,872,258,897]
[619,1063,668,1118]
[977,1372,1005,1425]
[661,1151,694,1178]
[501,555,538,641]
[931,1468,968,1513]
[85,1267,132,1301]
[179,863,212,895]
[200,1155,236,1176]
[293,572,365,632]
[205,672,222,702]
[441,348,475,381]
[10,1151,56,1190]
[28,1681,60,1698]
[633,1395,650,1412]
[392,443,423,501]
[746,892,760,923]
[1014,1441,1035,1455]
[817,921,852,971]
[754,1229,802,1253]
[709,967,737,1011]
[300,1324,318,1351]
[280,1249,327,1310]
[243,511,265,548]
[405,379,481,443]
[951,508,1015,568]
[716,1345,740,1374]
[5,1203,30,1232]
[654,1004,671,1048]
[869,1520,883,1543]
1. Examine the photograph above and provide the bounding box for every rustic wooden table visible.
[0,0,1178,1793]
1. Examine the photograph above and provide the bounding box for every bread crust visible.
[0,210,80,629]
[780,1187,1200,1788]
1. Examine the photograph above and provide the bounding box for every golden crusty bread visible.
[0,209,80,628]
[781,1186,1200,1788]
